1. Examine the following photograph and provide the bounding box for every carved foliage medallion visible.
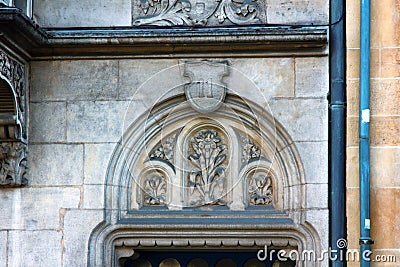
[248,172,272,205]
[143,172,167,205]
[133,0,263,26]
[241,136,261,163]
[149,132,177,166]
[188,129,227,205]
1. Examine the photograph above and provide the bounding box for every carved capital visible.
[0,142,28,187]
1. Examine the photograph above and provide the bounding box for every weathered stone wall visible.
[346,0,400,265]
[32,0,328,27]
[0,56,329,266]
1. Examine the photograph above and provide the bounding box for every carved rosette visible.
[0,142,28,187]
[241,136,261,163]
[188,129,227,206]
[143,173,167,206]
[133,0,263,26]
[0,50,28,188]
[248,172,272,205]
[149,134,176,165]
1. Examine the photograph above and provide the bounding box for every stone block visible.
[347,49,379,78]
[346,188,360,249]
[305,209,329,253]
[305,183,328,209]
[346,0,360,49]
[28,144,83,186]
[269,98,328,142]
[0,231,6,267]
[266,0,328,24]
[370,117,400,146]
[29,102,66,143]
[346,80,359,117]
[83,184,105,209]
[371,147,400,187]
[346,117,358,147]
[8,230,61,267]
[0,187,80,230]
[295,141,328,184]
[370,188,400,248]
[371,80,400,115]
[346,147,359,188]
[31,60,118,101]
[33,0,131,27]
[67,101,129,143]
[295,57,328,97]
[84,143,116,185]
[62,210,103,267]
[371,0,400,47]
[381,48,400,78]
[346,49,360,79]
[118,59,180,100]
[227,58,295,100]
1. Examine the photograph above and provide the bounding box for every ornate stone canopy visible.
[0,49,28,187]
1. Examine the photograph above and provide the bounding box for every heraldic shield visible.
[184,60,229,113]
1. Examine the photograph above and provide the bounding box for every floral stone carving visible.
[241,136,261,163]
[133,0,263,26]
[248,172,272,205]
[0,50,27,142]
[0,142,28,187]
[188,129,227,206]
[0,50,28,188]
[143,173,167,205]
[149,134,176,165]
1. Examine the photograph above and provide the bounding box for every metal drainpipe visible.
[359,0,374,265]
[329,0,346,265]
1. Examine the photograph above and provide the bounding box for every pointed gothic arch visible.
[88,93,322,266]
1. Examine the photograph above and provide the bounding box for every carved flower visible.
[249,173,273,205]
[176,0,191,12]
[232,0,257,16]
[143,174,167,205]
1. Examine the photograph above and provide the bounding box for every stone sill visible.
[0,7,328,59]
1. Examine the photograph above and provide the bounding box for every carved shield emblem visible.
[183,61,229,113]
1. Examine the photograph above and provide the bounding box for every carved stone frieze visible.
[248,172,272,205]
[133,0,264,26]
[184,60,229,113]
[0,142,28,187]
[143,173,167,205]
[188,129,227,206]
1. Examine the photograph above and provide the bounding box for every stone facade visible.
[346,0,400,265]
[0,1,330,266]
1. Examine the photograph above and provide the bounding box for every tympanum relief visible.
[131,60,276,210]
